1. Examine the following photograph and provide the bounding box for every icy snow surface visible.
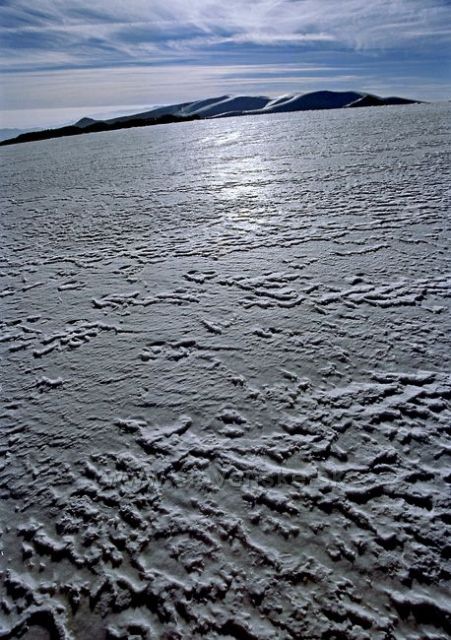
[1,103,450,640]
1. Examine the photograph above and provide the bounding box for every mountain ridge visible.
[1,90,420,146]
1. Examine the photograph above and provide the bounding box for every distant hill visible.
[262,90,364,113]
[0,91,421,147]
[73,117,99,128]
[0,114,201,147]
[348,94,418,108]
[0,128,38,142]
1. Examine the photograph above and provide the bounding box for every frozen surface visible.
[0,104,450,640]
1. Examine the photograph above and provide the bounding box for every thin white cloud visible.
[2,0,451,59]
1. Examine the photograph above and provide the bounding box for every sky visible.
[1,0,450,129]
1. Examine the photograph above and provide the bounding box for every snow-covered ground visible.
[1,103,450,640]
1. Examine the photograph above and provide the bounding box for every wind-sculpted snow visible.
[0,104,450,639]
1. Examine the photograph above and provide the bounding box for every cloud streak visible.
[2,0,451,68]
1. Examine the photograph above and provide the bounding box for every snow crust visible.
[0,103,450,639]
